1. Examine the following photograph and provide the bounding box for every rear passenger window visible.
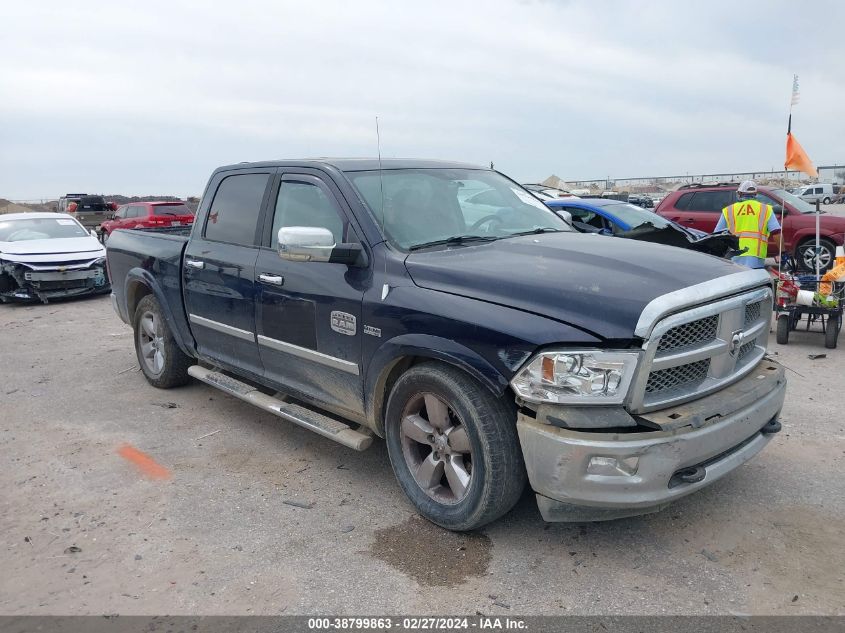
[687,191,734,212]
[205,173,270,246]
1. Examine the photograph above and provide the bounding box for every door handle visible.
[258,273,284,286]
[682,218,695,223]
[185,259,204,269]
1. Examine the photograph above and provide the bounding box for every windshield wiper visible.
[408,235,498,251]
[503,227,566,238]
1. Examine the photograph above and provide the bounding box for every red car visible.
[99,201,194,243]
[656,183,845,271]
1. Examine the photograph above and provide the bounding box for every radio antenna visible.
[376,116,386,233]
[376,116,389,300]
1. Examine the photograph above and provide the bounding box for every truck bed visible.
[106,227,194,351]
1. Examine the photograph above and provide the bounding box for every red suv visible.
[656,183,845,271]
[99,201,194,243]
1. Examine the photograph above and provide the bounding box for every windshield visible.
[770,189,816,213]
[0,217,89,241]
[602,203,671,230]
[346,168,571,250]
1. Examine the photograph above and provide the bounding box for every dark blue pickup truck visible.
[107,159,786,530]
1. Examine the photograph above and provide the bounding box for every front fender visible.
[123,268,195,357]
[363,333,510,434]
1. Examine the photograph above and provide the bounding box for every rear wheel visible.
[825,315,840,349]
[776,314,790,345]
[796,238,835,272]
[822,197,831,205]
[384,363,526,531]
[133,294,192,388]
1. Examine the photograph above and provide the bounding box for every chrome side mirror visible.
[277,226,336,262]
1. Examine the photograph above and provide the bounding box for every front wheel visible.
[384,363,526,531]
[133,294,192,388]
[776,314,790,344]
[825,315,840,349]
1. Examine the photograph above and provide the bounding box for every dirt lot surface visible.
[1,243,844,615]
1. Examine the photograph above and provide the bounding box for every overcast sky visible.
[1,0,843,199]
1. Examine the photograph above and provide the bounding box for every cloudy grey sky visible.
[1,0,843,199]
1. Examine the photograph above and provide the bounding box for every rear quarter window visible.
[673,192,694,210]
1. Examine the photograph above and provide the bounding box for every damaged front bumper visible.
[516,359,786,522]
[0,259,110,303]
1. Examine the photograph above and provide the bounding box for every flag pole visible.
[778,79,796,278]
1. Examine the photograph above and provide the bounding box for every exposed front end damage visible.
[0,257,110,303]
[512,271,786,522]
[517,361,785,522]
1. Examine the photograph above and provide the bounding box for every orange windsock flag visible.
[785,132,818,178]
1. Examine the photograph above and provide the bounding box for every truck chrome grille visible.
[629,286,773,413]
[744,300,763,326]
[645,359,710,393]
[656,315,717,352]
[738,341,756,361]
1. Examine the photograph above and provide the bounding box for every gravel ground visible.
[1,244,844,616]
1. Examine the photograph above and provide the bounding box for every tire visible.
[825,315,839,349]
[796,238,835,272]
[822,197,831,205]
[776,314,790,344]
[384,362,526,531]
[133,294,192,388]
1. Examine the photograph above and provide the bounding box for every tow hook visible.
[674,465,706,485]
[761,418,782,435]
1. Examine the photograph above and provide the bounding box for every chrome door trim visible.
[189,314,255,342]
[257,334,359,375]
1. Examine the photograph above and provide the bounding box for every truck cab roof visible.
[215,158,486,173]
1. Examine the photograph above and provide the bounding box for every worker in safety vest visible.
[714,180,781,269]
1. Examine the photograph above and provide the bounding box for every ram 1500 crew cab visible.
[107,159,786,530]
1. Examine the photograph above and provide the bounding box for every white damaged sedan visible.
[0,212,110,303]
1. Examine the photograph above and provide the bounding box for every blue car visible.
[544,198,737,257]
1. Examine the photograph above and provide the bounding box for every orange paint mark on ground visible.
[117,444,171,480]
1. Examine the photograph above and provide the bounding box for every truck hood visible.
[0,237,105,263]
[404,232,742,340]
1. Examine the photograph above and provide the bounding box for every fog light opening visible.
[587,455,639,476]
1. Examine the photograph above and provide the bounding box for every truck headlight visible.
[510,350,639,404]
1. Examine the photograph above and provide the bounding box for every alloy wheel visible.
[138,310,165,375]
[801,244,832,271]
[399,392,473,504]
